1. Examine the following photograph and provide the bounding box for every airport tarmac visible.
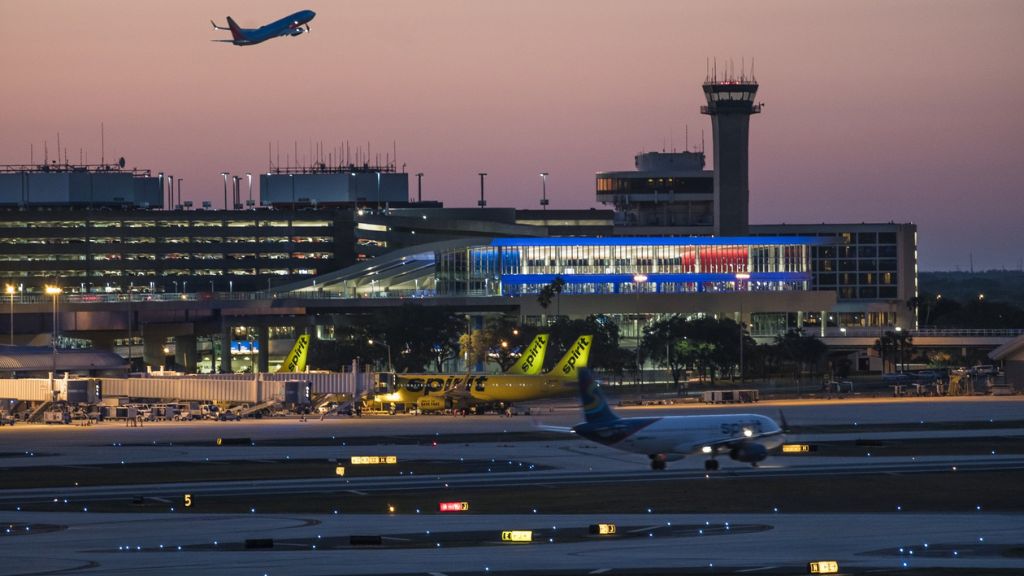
[2,511,1022,575]
[1,395,1022,574]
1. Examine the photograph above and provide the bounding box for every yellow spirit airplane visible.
[374,335,591,410]
[506,333,548,375]
[277,334,310,373]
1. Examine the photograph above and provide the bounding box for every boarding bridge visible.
[0,371,373,404]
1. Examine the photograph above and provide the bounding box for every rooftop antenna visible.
[101,123,105,166]
[56,133,61,165]
[701,129,705,154]
[685,124,689,151]
[30,143,33,165]
[751,57,756,81]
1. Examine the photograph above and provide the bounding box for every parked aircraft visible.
[212,10,316,46]
[506,333,548,375]
[277,334,310,373]
[373,335,592,410]
[558,369,784,470]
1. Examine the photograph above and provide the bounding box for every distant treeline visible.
[920,271,1024,306]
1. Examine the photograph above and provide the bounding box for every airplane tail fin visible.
[277,334,310,373]
[506,333,548,375]
[225,16,245,41]
[550,335,593,379]
[577,369,618,424]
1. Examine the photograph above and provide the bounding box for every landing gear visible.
[704,459,719,471]
[649,454,667,470]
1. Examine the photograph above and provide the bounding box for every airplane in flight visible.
[211,10,316,46]
[555,369,784,471]
[373,335,592,411]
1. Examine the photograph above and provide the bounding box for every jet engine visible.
[290,27,306,36]
[729,442,768,464]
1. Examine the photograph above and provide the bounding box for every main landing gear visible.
[649,454,668,470]
[704,459,719,471]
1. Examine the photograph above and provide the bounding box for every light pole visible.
[5,284,14,345]
[895,326,903,372]
[478,173,487,208]
[246,172,253,209]
[220,172,229,210]
[45,285,62,386]
[415,172,423,203]
[539,172,549,210]
[368,338,392,373]
[176,178,183,208]
[633,273,648,386]
[127,285,133,371]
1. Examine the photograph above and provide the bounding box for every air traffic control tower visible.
[701,73,761,236]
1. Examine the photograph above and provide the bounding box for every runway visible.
[1,395,1022,574]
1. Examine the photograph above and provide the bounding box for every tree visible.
[639,316,752,386]
[536,275,566,322]
[642,315,694,391]
[540,314,632,377]
[776,329,827,380]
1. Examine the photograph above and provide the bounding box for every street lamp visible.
[220,172,229,210]
[45,285,62,385]
[633,273,648,386]
[5,284,14,345]
[895,326,903,372]
[368,338,392,373]
[539,172,549,210]
[246,172,253,209]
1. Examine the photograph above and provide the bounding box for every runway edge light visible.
[808,560,839,574]
[335,466,346,476]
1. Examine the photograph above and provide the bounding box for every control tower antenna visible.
[701,68,761,235]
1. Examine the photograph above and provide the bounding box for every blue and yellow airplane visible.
[212,10,316,46]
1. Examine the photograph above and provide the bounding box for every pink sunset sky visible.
[2,0,1022,271]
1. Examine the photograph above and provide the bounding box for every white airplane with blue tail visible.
[554,369,785,470]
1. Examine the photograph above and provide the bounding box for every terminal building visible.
[0,72,919,373]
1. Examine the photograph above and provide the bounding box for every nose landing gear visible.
[704,459,719,471]
[649,454,668,470]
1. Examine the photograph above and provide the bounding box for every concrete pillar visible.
[257,325,270,373]
[175,335,198,373]
[143,337,167,371]
[220,323,232,374]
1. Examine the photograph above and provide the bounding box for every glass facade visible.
[0,209,343,294]
[436,237,817,297]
